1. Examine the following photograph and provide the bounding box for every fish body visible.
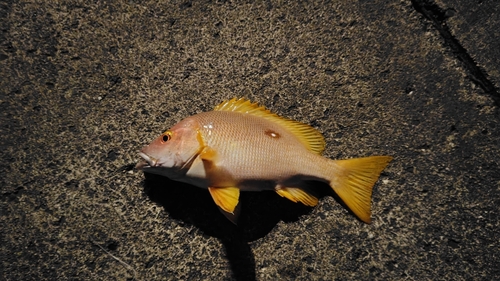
[137,98,392,223]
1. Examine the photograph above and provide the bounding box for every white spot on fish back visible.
[203,122,214,136]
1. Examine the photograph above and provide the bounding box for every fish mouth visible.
[135,152,157,170]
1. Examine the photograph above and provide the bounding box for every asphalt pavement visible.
[1,1,499,280]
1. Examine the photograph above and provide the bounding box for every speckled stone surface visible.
[1,1,499,280]
[435,0,500,90]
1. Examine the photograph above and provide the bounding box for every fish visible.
[136,98,392,224]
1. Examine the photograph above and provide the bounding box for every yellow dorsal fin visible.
[329,156,393,223]
[208,186,240,214]
[214,98,325,154]
[276,186,318,207]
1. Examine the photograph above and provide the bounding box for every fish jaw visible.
[135,152,157,170]
[135,151,185,179]
[135,151,164,173]
[135,159,148,170]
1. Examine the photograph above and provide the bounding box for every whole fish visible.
[136,98,392,223]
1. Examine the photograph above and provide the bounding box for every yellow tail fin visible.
[330,156,392,223]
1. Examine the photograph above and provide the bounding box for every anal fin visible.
[276,186,318,207]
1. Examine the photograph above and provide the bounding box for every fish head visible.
[136,118,203,179]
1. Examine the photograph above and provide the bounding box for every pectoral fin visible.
[276,186,318,207]
[208,186,240,214]
[200,146,217,161]
[185,156,206,178]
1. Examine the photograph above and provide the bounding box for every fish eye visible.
[161,131,172,143]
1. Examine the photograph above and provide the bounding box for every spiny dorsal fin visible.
[214,98,325,154]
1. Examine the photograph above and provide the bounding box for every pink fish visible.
[136,98,392,223]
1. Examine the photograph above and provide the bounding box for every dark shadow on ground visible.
[142,172,337,281]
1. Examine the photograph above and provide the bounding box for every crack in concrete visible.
[411,0,500,107]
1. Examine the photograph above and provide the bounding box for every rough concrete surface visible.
[435,0,500,90]
[1,0,499,280]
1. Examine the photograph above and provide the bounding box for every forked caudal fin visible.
[329,156,393,223]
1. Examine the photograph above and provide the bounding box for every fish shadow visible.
[142,172,334,281]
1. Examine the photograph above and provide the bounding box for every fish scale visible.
[194,111,314,181]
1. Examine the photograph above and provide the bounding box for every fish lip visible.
[135,159,149,170]
[136,152,157,170]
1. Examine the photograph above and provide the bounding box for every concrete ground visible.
[1,0,499,280]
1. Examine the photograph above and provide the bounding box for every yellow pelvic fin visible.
[208,186,240,214]
[276,186,319,207]
[214,98,326,154]
[218,204,240,225]
[330,156,392,223]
